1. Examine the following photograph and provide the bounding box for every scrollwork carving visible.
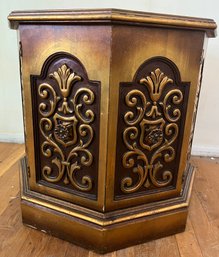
[124,90,147,126]
[116,57,190,196]
[73,88,95,124]
[38,83,60,117]
[32,54,100,195]
[161,89,183,122]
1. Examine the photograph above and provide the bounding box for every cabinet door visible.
[114,57,190,206]
[19,24,112,212]
[31,53,100,199]
[30,52,101,205]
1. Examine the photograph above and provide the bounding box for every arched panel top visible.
[133,56,183,85]
[37,52,90,81]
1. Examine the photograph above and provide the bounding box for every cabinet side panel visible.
[19,24,111,211]
[115,57,190,199]
[106,25,204,210]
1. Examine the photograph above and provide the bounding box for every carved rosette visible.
[31,53,100,197]
[115,57,190,197]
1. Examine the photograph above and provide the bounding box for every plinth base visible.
[20,157,195,253]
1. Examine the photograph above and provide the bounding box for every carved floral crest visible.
[49,64,81,114]
[140,68,173,101]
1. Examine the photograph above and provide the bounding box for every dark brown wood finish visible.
[115,57,190,200]
[31,52,100,200]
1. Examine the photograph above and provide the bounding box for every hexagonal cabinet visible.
[8,9,216,253]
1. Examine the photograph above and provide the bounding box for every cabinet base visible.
[20,158,195,253]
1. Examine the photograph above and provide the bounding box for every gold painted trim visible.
[8,9,216,37]
[21,194,188,226]
[21,163,195,227]
[21,195,105,225]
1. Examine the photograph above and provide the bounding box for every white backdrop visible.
[0,0,218,156]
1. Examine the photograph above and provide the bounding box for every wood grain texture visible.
[105,24,205,211]
[176,230,203,257]
[134,236,180,257]
[0,161,21,216]
[193,157,219,221]
[1,144,219,257]
[19,24,111,212]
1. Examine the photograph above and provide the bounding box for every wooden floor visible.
[0,143,219,257]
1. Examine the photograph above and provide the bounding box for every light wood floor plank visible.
[0,143,24,177]
[0,162,20,216]
[193,157,219,222]
[15,229,52,257]
[65,243,89,257]
[184,216,193,232]
[134,241,156,257]
[0,195,30,257]
[116,246,135,257]
[0,226,30,257]
[189,192,219,257]
[176,229,203,257]
[134,236,180,257]
[39,237,69,257]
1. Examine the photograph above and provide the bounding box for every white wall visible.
[0,0,219,156]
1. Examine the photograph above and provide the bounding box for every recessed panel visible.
[31,52,100,200]
[115,57,190,200]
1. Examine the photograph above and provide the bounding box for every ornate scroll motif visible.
[115,57,190,196]
[31,53,100,196]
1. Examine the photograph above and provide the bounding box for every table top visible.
[8,8,217,37]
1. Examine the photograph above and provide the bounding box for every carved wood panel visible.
[31,52,100,200]
[115,57,190,199]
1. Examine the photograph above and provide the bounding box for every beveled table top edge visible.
[8,8,217,37]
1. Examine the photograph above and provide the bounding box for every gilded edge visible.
[8,9,217,37]
[20,157,195,227]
